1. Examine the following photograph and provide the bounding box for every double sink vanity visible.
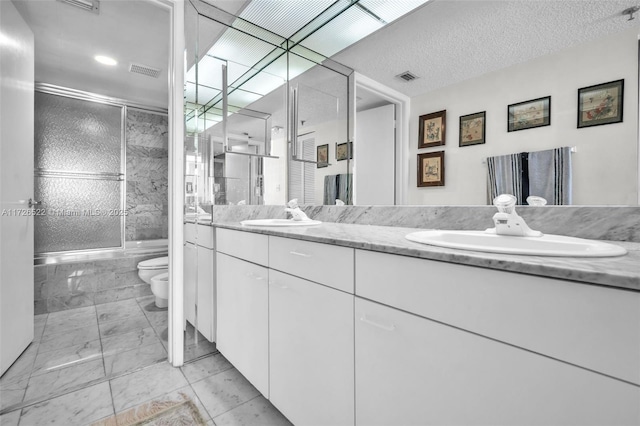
[185,208,640,425]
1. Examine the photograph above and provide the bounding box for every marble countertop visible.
[210,221,640,292]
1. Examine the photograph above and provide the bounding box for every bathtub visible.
[34,239,168,313]
[35,239,168,265]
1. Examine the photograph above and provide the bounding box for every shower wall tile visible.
[125,110,168,242]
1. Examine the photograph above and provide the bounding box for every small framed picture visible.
[316,144,328,168]
[336,142,352,161]
[507,96,551,132]
[417,151,445,187]
[418,110,446,148]
[577,79,624,128]
[459,111,486,147]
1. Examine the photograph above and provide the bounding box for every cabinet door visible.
[269,270,354,426]
[355,298,639,426]
[216,252,269,397]
[183,242,197,328]
[196,245,215,342]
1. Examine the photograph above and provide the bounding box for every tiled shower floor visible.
[0,296,287,425]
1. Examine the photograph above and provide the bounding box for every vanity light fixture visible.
[56,0,100,14]
[623,6,640,20]
[95,55,118,66]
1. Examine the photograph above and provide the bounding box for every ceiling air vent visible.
[129,63,161,79]
[396,71,419,82]
[56,0,100,14]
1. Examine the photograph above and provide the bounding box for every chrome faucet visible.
[486,194,542,237]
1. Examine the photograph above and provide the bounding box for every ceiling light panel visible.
[208,28,277,68]
[227,89,263,110]
[238,0,337,39]
[235,69,286,96]
[359,0,430,23]
[299,5,384,58]
[184,81,221,104]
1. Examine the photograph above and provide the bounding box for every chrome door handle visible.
[28,198,42,208]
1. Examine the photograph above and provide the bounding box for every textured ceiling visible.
[13,0,170,108]
[14,0,640,109]
[333,0,640,98]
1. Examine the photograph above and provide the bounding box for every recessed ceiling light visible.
[95,55,117,66]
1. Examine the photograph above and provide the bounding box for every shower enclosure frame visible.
[34,83,168,257]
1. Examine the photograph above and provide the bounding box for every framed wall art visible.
[336,142,352,161]
[577,79,624,128]
[507,96,550,132]
[459,111,486,147]
[418,110,446,148]
[317,144,328,168]
[417,151,445,187]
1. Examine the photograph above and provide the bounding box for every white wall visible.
[408,27,639,206]
[355,104,395,205]
[262,133,287,206]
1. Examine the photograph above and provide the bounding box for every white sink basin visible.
[241,219,322,227]
[405,230,627,257]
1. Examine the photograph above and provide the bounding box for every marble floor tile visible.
[191,368,261,419]
[43,311,94,335]
[0,342,38,383]
[101,327,160,356]
[31,339,102,377]
[213,396,293,426]
[98,314,152,338]
[33,314,48,342]
[19,381,113,426]
[96,298,144,323]
[24,358,105,401]
[181,353,233,384]
[184,339,217,363]
[142,310,168,328]
[109,361,189,412]
[103,341,167,376]
[38,323,100,353]
[45,305,96,327]
[0,409,21,426]
[0,373,28,411]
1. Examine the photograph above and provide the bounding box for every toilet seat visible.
[138,256,169,270]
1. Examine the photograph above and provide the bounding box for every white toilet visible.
[137,256,169,308]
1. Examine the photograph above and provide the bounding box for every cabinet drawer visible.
[355,249,640,385]
[216,228,268,266]
[196,224,214,249]
[270,236,354,293]
[184,223,196,244]
[355,297,640,426]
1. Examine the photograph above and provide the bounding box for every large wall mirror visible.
[186,0,639,208]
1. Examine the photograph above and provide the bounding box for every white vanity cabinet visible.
[216,229,269,397]
[183,223,216,342]
[355,297,639,425]
[269,268,354,426]
[183,223,197,329]
[195,225,215,342]
[213,227,639,425]
[354,249,640,425]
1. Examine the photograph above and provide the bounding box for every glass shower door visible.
[34,90,124,254]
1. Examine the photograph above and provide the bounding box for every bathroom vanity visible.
[183,222,216,342]
[213,222,640,426]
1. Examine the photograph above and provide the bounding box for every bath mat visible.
[91,393,207,426]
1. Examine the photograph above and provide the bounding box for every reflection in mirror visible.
[185,0,431,207]
[287,51,351,205]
